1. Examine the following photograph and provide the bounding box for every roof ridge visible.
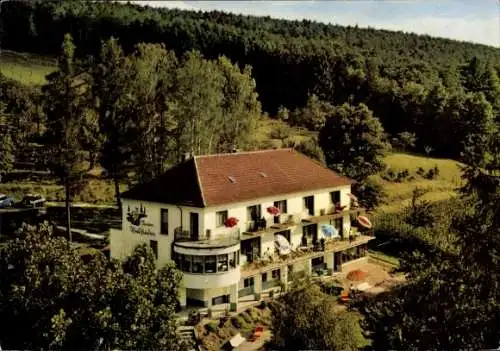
[193,158,207,207]
[194,148,293,159]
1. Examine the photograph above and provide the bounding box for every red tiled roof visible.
[123,149,354,207]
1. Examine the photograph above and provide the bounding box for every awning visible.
[229,333,245,347]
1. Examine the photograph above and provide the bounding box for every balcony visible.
[240,231,375,277]
[173,227,241,251]
[243,213,305,237]
[301,205,366,224]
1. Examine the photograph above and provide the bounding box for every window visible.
[149,240,158,259]
[262,272,268,282]
[244,277,254,288]
[216,210,228,227]
[274,200,287,224]
[272,269,280,280]
[217,254,228,272]
[181,255,191,272]
[190,213,199,239]
[205,256,216,273]
[333,218,343,235]
[192,256,204,273]
[312,257,324,266]
[274,200,287,213]
[330,191,341,206]
[160,209,168,234]
[229,252,237,268]
[247,205,261,221]
[303,224,317,237]
[303,196,314,215]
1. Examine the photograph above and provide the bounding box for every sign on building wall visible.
[126,204,155,235]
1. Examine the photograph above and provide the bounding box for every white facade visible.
[110,183,369,310]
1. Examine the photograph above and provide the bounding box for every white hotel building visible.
[110,149,374,311]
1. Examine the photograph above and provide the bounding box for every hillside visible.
[1,0,499,164]
[1,1,499,113]
[373,153,463,214]
[0,51,56,86]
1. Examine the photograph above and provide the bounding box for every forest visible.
[1,0,500,160]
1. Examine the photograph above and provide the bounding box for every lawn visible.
[0,50,56,85]
[373,152,464,214]
[252,117,317,148]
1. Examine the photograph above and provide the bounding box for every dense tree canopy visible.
[270,279,366,351]
[0,223,187,350]
[319,102,391,182]
[357,145,500,350]
[1,1,499,160]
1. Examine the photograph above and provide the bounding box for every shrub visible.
[396,169,410,182]
[231,316,247,329]
[416,167,425,176]
[425,168,436,179]
[205,321,218,333]
[433,165,440,177]
[352,178,386,210]
[382,168,396,181]
[241,311,253,324]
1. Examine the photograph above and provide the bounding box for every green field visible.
[0,50,56,85]
[373,152,463,214]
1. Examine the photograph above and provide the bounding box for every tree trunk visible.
[87,151,95,172]
[65,178,72,243]
[114,172,122,212]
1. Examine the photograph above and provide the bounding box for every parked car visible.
[19,194,46,208]
[0,194,15,208]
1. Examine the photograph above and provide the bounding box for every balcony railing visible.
[301,206,366,224]
[174,227,240,242]
[240,232,375,276]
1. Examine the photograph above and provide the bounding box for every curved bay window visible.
[192,256,204,273]
[205,256,217,273]
[174,252,239,274]
[229,252,237,269]
[181,255,192,272]
[217,254,228,272]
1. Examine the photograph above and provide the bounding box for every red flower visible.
[224,217,239,227]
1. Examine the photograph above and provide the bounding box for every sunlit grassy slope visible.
[0,51,56,85]
[374,153,464,213]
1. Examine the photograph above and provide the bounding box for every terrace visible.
[301,205,367,224]
[240,231,375,277]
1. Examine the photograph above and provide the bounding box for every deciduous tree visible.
[0,223,188,350]
[92,38,135,209]
[270,279,367,351]
[43,34,89,241]
[319,102,390,182]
